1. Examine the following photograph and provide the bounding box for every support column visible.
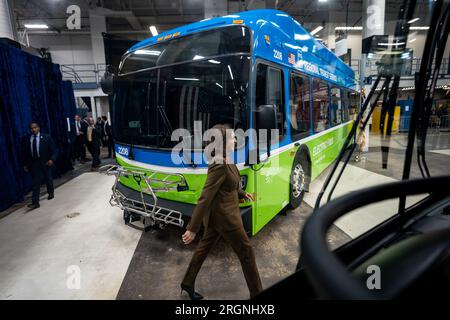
[361,0,385,152]
[89,10,106,67]
[90,96,97,120]
[0,0,16,40]
[361,0,385,87]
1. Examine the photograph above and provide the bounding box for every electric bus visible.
[102,9,360,236]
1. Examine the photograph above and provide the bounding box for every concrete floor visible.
[116,202,349,300]
[0,132,448,300]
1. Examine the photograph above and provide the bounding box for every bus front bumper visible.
[114,182,253,234]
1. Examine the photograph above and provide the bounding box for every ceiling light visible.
[135,49,161,55]
[228,65,234,80]
[310,26,323,35]
[208,59,221,64]
[174,77,199,81]
[335,26,363,30]
[193,55,205,60]
[24,24,49,29]
[377,42,406,46]
[408,18,420,24]
[295,34,311,41]
[149,25,158,36]
[410,26,429,30]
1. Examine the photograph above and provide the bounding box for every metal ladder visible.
[99,164,188,231]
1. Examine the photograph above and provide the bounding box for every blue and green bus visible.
[104,9,360,236]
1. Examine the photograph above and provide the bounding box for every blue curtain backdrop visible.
[0,42,77,212]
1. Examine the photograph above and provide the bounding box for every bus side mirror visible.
[256,104,277,161]
[101,65,116,95]
[256,104,277,130]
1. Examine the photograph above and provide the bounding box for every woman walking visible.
[180,124,263,300]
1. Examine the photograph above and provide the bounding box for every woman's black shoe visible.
[180,283,204,300]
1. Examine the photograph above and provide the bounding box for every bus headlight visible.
[240,175,247,190]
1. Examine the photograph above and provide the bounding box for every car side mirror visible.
[101,65,116,95]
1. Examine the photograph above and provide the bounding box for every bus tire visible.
[288,152,310,209]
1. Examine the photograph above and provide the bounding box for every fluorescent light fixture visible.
[149,25,158,36]
[410,26,429,30]
[208,59,221,64]
[135,49,161,55]
[378,42,406,46]
[242,27,245,37]
[310,26,323,35]
[401,52,411,59]
[409,38,417,43]
[227,65,234,80]
[24,24,49,29]
[215,83,223,89]
[193,55,205,60]
[316,38,323,41]
[335,26,363,30]
[318,0,328,2]
[174,77,199,81]
[408,18,420,24]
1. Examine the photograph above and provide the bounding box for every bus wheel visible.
[289,155,309,209]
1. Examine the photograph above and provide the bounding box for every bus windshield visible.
[119,25,251,74]
[112,54,250,149]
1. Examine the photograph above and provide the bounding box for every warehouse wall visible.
[28,34,94,66]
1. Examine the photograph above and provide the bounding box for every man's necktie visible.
[88,127,92,142]
[32,135,38,158]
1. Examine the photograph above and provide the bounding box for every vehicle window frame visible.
[253,59,287,140]
[289,70,312,140]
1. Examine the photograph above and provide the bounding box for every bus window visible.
[349,91,361,120]
[330,86,342,127]
[312,78,329,133]
[289,73,311,138]
[255,63,286,136]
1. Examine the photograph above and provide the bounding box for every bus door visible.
[253,62,290,232]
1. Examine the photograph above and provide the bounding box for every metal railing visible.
[399,115,450,133]
[61,63,107,83]
[366,58,450,78]
[61,58,449,85]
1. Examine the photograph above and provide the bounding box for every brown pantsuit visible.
[181,162,263,298]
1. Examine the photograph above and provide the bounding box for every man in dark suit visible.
[79,116,90,162]
[85,117,102,170]
[102,116,115,158]
[22,122,58,209]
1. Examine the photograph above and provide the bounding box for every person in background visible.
[102,116,115,158]
[22,122,58,210]
[85,117,101,170]
[72,115,85,164]
[80,116,90,163]
[97,117,106,148]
